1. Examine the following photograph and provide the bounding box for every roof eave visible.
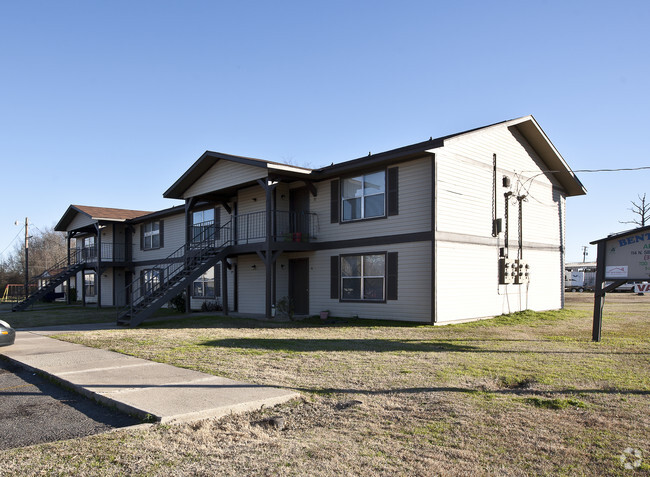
[509,116,587,197]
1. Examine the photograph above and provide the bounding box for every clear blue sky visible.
[1,0,648,263]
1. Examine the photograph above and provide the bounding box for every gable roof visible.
[55,205,152,231]
[164,115,586,199]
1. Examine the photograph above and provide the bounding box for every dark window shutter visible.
[159,220,164,248]
[330,180,339,223]
[139,225,144,250]
[387,252,398,300]
[215,207,221,240]
[330,255,339,299]
[387,167,399,216]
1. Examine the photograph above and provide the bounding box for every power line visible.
[573,166,650,173]
[0,226,25,259]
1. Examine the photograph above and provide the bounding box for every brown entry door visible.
[289,258,309,315]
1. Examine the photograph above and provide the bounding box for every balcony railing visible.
[192,210,318,247]
[77,243,127,263]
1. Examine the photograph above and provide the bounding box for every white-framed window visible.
[141,269,162,295]
[143,222,161,250]
[341,171,386,221]
[192,209,215,243]
[193,266,217,298]
[341,253,385,301]
[84,272,96,297]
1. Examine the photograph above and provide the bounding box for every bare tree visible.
[0,226,67,293]
[620,193,650,228]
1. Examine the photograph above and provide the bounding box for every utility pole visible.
[582,246,588,263]
[23,217,29,299]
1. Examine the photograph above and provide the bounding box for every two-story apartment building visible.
[20,115,585,326]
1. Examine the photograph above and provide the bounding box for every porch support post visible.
[221,259,229,315]
[258,178,278,319]
[184,197,198,313]
[95,223,101,309]
[66,234,72,305]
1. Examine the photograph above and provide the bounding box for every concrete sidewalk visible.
[1,328,299,424]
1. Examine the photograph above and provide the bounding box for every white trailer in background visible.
[565,262,597,292]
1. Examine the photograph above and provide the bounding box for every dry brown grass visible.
[3,294,649,476]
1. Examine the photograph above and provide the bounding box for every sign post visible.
[590,226,650,342]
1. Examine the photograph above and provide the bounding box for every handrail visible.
[117,219,233,321]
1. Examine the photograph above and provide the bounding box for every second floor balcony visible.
[191,210,318,248]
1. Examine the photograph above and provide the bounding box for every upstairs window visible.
[143,221,161,250]
[341,171,385,221]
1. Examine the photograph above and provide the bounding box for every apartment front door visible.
[289,258,309,315]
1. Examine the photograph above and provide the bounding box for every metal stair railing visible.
[117,220,232,325]
[12,249,85,311]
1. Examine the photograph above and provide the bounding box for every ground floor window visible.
[193,264,221,298]
[141,269,162,295]
[84,272,96,297]
[341,253,385,301]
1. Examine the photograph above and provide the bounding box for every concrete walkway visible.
[1,327,299,424]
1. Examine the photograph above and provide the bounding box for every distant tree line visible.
[0,226,68,295]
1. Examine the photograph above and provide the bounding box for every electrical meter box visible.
[515,260,530,284]
[499,258,517,284]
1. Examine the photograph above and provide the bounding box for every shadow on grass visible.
[199,337,649,355]
[291,385,650,397]
[200,338,480,353]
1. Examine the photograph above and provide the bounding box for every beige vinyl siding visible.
[433,123,567,323]
[436,125,564,240]
[68,213,95,231]
[132,213,185,262]
[313,157,432,242]
[236,185,267,244]
[312,242,432,322]
[237,255,266,314]
[435,240,562,324]
[183,160,266,199]
[237,185,267,215]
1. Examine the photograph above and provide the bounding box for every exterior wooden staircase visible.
[12,252,84,312]
[116,220,232,327]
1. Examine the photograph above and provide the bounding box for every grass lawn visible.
[0,302,181,328]
[3,294,649,476]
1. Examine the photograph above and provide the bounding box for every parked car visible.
[0,320,15,347]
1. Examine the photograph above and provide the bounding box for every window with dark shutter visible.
[387,167,399,216]
[387,252,398,300]
[159,220,164,248]
[330,256,339,299]
[330,180,339,223]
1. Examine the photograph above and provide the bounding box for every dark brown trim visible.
[313,231,432,251]
[387,167,399,216]
[386,252,398,300]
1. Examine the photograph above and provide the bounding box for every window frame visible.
[141,268,162,296]
[192,264,220,298]
[191,208,216,244]
[340,169,387,223]
[142,221,161,250]
[84,272,96,297]
[339,252,386,303]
